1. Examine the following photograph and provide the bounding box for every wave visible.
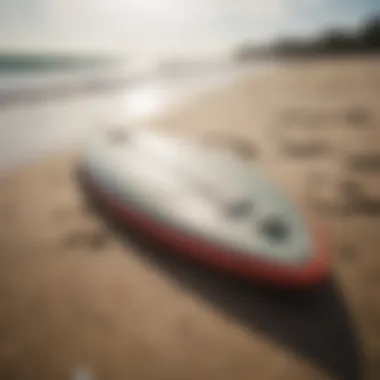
[0,53,117,72]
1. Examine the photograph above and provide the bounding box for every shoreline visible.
[4,53,376,108]
[0,75,136,108]
[0,60,271,108]
[0,61,272,174]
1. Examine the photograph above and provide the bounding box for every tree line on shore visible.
[234,14,380,61]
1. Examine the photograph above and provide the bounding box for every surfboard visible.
[77,126,330,288]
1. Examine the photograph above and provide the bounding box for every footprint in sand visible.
[229,139,258,160]
[281,140,331,159]
[345,107,372,128]
[62,228,113,253]
[340,242,359,264]
[346,154,380,173]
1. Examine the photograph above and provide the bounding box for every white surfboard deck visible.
[79,126,316,268]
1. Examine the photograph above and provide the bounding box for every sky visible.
[0,0,379,56]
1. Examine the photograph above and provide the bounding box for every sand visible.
[0,56,379,380]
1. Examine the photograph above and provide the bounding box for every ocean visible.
[0,57,271,173]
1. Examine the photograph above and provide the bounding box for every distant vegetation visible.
[234,14,380,61]
[0,53,119,72]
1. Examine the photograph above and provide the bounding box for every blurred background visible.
[0,1,380,380]
[0,0,379,171]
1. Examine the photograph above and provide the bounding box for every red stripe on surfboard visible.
[82,171,330,287]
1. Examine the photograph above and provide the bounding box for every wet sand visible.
[0,56,379,379]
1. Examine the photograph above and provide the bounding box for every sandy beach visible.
[0,56,379,380]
